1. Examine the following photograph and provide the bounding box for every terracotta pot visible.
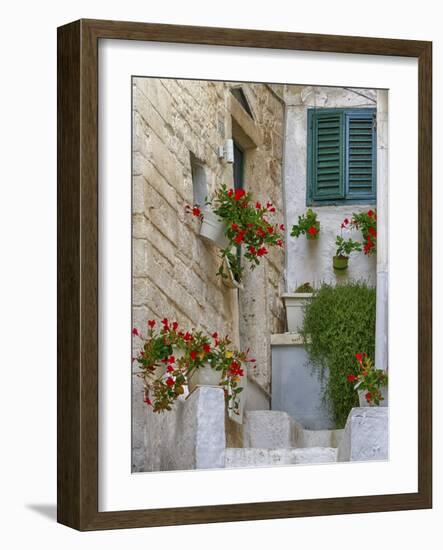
[333,255,349,270]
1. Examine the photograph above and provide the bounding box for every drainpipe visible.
[375,90,389,372]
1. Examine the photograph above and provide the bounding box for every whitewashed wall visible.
[282,85,378,291]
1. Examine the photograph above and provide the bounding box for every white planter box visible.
[281,293,313,333]
[199,207,229,249]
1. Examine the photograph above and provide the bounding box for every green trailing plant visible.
[290,208,320,239]
[347,353,388,406]
[301,282,376,427]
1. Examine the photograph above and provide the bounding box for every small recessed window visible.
[231,87,254,119]
[190,153,207,206]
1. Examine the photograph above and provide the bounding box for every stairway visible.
[226,410,343,467]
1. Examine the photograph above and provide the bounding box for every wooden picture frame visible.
[57,18,432,530]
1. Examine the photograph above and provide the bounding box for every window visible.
[190,152,207,206]
[230,87,254,119]
[307,108,376,205]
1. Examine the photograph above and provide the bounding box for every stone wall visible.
[283,86,378,291]
[132,78,286,471]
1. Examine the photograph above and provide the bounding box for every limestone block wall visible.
[283,86,378,291]
[132,78,285,470]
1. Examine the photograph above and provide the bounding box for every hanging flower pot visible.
[188,362,224,394]
[291,209,320,240]
[199,207,229,250]
[306,225,320,240]
[332,255,349,270]
[221,255,244,290]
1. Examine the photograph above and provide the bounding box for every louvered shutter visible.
[345,110,376,200]
[309,109,345,202]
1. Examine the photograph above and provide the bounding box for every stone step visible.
[225,447,337,468]
[243,409,343,449]
[243,410,300,449]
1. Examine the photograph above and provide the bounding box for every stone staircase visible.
[226,410,343,467]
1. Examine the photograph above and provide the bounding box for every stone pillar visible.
[337,407,389,462]
[143,386,226,471]
[375,90,389,372]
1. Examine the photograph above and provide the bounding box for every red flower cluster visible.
[185,204,202,218]
[307,226,318,236]
[228,361,244,378]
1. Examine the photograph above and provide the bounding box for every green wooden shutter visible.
[345,109,376,200]
[308,109,345,202]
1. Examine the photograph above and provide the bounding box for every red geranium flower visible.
[132,328,139,336]
[367,210,374,217]
[276,239,283,247]
[172,321,178,331]
[234,189,246,201]
[255,202,262,209]
[279,224,285,231]
[211,332,218,340]
[231,223,239,231]
[368,226,377,237]
[307,226,318,235]
[166,365,174,373]
[355,353,363,362]
[147,320,156,328]
[184,331,193,342]
[161,318,169,330]
[166,377,175,387]
[256,227,266,238]
[267,226,274,234]
[257,246,268,257]
[203,343,211,354]
[365,392,372,402]
[248,245,257,255]
[227,189,234,197]
[192,207,201,217]
[190,350,198,361]
[168,356,175,364]
[347,374,358,382]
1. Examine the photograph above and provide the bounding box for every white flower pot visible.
[188,362,223,393]
[222,256,243,290]
[358,386,388,407]
[281,293,313,333]
[199,208,229,249]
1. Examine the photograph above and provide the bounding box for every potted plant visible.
[346,353,388,407]
[186,185,284,283]
[333,219,362,270]
[281,282,314,333]
[133,319,255,415]
[349,209,377,255]
[290,208,320,240]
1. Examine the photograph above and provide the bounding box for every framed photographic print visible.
[57,19,432,530]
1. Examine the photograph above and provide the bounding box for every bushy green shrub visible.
[302,282,376,428]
